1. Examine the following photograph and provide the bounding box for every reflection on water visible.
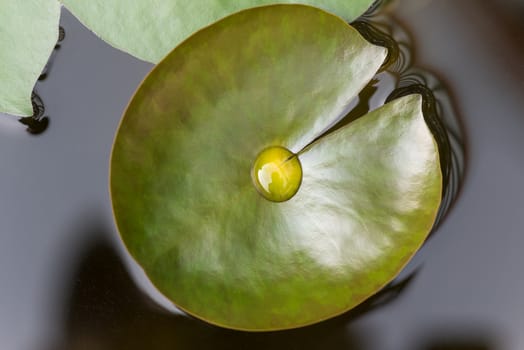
[18,92,49,135]
[351,7,466,234]
[423,341,493,350]
[415,324,499,350]
[18,26,66,135]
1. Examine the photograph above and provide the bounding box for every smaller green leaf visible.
[0,0,61,116]
[61,0,376,63]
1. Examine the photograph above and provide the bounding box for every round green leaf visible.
[0,0,60,116]
[110,5,441,331]
[61,0,375,63]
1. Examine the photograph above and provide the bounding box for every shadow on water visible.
[18,92,50,135]
[419,332,498,350]
[44,236,421,350]
[424,344,493,350]
[18,26,65,135]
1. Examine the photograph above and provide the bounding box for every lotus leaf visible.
[110,5,442,330]
[61,0,375,63]
[0,0,375,115]
[0,0,60,116]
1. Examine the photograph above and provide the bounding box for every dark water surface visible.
[1,1,523,349]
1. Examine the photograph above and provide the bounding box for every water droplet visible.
[251,146,302,202]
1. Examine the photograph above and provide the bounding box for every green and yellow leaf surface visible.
[110,5,442,330]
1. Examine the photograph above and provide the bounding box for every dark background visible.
[1,1,523,349]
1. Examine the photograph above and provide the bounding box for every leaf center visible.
[251,146,302,202]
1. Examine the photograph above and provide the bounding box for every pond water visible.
[1,1,523,349]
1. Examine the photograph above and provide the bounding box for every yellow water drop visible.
[251,146,302,202]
